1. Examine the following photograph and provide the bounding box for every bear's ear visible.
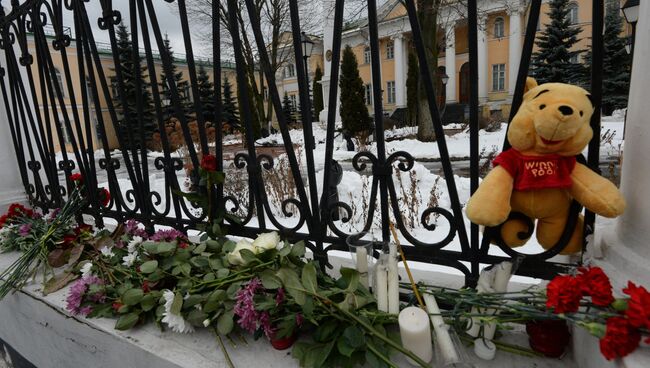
[524,77,538,94]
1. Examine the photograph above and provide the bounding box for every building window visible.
[289,94,297,108]
[569,54,579,64]
[110,77,119,98]
[364,46,371,64]
[494,17,505,38]
[54,68,65,98]
[284,64,295,78]
[386,81,396,104]
[568,3,579,25]
[386,41,394,59]
[492,64,506,91]
[364,84,372,105]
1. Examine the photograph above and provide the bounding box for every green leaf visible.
[122,288,144,306]
[203,273,216,282]
[204,289,227,313]
[142,242,159,254]
[301,262,318,293]
[365,348,388,368]
[290,241,306,258]
[217,310,234,335]
[115,313,139,330]
[171,292,183,315]
[183,294,204,308]
[239,249,258,264]
[187,309,209,326]
[259,269,282,289]
[305,341,335,368]
[226,282,243,299]
[222,240,236,253]
[314,320,340,343]
[337,337,356,357]
[157,242,176,254]
[139,260,158,274]
[209,257,223,270]
[216,268,230,279]
[193,243,207,254]
[140,294,157,312]
[276,267,306,305]
[180,263,192,277]
[343,326,366,349]
[206,239,222,252]
[279,244,292,257]
[339,268,360,293]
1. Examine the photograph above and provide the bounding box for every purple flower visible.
[295,313,304,327]
[66,276,104,316]
[124,219,148,239]
[259,311,275,338]
[234,278,263,334]
[48,208,61,220]
[150,228,186,242]
[18,223,32,236]
[275,288,285,306]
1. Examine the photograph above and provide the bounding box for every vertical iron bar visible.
[212,0,223,204]
[467,0,480,284]
[367,0,390,242]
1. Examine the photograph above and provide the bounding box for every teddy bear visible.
[465,78,625,254]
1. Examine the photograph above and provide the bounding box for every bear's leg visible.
[500,216,534,247]
[536,211,584,255]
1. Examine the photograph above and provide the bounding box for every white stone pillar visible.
[0,4,28,212]
[444,24,456,103]
[319,0,341,123]
[477,15,489,103]
[507,8,522,97]
[393,35,406,107]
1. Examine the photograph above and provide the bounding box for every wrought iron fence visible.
[0,0,605,286]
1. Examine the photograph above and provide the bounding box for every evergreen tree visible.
[530,0,584,84]
[406,51,419,126]
[112,24,156,149]
[282,92,296,124]
[312,65,324,120]
[196,65,215,122]
[583,0,631,114]
[221,77,240,131]
[159,34,191,121]
[339,45,371,138]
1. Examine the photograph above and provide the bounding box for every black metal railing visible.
[0,0,605,285]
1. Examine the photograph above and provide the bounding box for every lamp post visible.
[439,72,449,121]
[622,0,639,57]
[301,32,315,122]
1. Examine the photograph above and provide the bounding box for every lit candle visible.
[424,294,460,365]
[399,307,433,365]
[387,243,400,314]
[374,258,388,312]
[356,246,369,289]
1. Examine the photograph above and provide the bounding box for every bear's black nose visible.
[558,105,574,116]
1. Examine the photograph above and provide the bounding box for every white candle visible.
[374,259,388,312]
[387,243,400,314]
[424,294,460,365]
[483,261,512,340]
[356,246,369,288]
[466,268,496,338]
[398,307,433,365]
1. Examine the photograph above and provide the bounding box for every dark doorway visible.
[436,66,446,108]
[459,62,470,104]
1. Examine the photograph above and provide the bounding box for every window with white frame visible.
[54,68,65,98]
[494,17,505,38]
[285,64,295,78]
[364,46,371,64]
[364,84,372,105]
[492,64,506,91]
[386,81,396,104]
[568,3,579,25]
[289,94,297,108]
[386,41,394,59]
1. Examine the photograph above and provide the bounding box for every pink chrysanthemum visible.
[234,278,263,334]
[150,228,186,242]
[124,219,148,239]
[66,276,104,316]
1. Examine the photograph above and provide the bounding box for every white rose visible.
[227,239,256,266]
[253,232,280,252]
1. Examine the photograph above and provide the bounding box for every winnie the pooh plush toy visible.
[466,78,625,254]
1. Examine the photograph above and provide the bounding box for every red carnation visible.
[0,214,8,228]
[546,274,583,313]
[62,234,77,248]
[623,282,650,340]
[112,302,124,312]
[69,173,83,183]
[200,154,217,172]
[99,188,111,207]
[599,316,641,360]
[142,281,151,293]
[577,267,614,307]
[8,203,33,218]
[179,242,189,249]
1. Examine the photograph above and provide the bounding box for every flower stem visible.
[367,342,399,368]
[214,329,236,368]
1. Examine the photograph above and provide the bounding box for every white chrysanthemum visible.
[253,231,280,252]
[122,253,137,267]
[127,236,143,253]
[100,246,114,258]
[161,290,194,334]
[203,319,211,327]
[80,262,93,278]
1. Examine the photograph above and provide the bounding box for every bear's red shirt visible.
[492,149,576,191]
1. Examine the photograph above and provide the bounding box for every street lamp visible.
[622,0,639,56]
[439,72,449,120]
[301,32,315,122]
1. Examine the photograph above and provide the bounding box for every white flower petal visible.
[253,232,280,252]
